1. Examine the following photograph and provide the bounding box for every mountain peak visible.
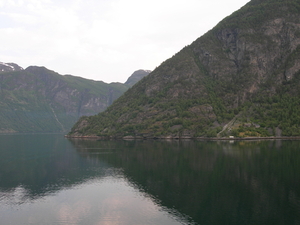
[0,62,23,72]
[124,69,151,87]
[68,0,300,139]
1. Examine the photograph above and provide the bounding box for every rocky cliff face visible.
[68,0,300,138]
[24,66,122,117]
[0,66,150,133]
[0,65,131,133]
[187,20,300,110]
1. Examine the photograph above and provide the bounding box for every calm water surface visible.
[0,134,300,225]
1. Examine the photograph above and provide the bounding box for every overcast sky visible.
[0,0,250,83]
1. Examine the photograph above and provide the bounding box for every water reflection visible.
[70,139,300,225]
[1,134,300,224]
[0,134,111,201]
[0,134,192,224]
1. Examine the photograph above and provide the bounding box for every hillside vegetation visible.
[68,0,300,139]
[0,66,145,133]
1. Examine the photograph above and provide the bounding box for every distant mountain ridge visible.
[68,0,300,139]
[0,62,23,72]
[0,64,150,133]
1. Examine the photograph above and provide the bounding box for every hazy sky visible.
[0,0,250,83]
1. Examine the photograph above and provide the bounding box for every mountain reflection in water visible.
[70,139,300,225]
[1,134,300,225]
[0,134,191,224]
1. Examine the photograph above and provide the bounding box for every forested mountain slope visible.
[69,0,300,138]
[0,66,148,133]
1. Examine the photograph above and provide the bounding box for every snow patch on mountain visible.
[0,62,24,72]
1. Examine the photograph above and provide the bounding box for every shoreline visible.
[65,135,300,141]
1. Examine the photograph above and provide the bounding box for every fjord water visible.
[0,134,300,225]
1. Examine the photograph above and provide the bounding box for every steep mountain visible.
[68,0,300,139]
[0,66,148,133]
[124,69,151,87]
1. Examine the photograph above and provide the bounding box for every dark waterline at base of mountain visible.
[65,135,300,140]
